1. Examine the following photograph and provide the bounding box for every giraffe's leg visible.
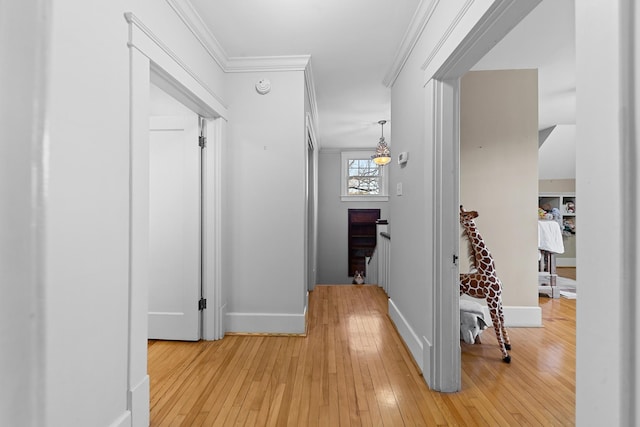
[488,302,511,363]
[497,298,511,350]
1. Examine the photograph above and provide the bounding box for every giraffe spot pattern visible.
[459,211,511,360]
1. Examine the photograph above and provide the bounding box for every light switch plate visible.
[396,182,403,196]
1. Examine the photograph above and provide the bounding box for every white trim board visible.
[127,10,228,426]
[482,305,542,328]
[556,258,576,267]
[388,298,424,373]
[125,12,228,119]
[108,411,131,427]
[226,312,306,335]
[417,0,541,393]
[383,0,439,87]
[128,375,149,427]
[388,298,542,378]
[163,0,228,68]
[202,118,225,341]
[225,55,310,72]
[461,297,543,327]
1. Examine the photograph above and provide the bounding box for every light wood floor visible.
[556,267,576,280]
[148,285,575,426]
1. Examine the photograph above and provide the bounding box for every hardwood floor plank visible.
[148,285,576,426]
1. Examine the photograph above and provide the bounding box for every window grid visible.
[347,159,381,195]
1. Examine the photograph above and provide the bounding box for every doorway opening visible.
[148,83,202,341]
[126,12,228,421]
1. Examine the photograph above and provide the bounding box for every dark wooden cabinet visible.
[348,209,380,276]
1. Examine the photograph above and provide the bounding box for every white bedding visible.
[538,220,565,254]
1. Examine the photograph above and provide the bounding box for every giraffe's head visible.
[460,205,479,225]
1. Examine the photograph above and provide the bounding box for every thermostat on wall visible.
[398,151,409,165]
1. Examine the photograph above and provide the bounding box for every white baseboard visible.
[480,305,542,327]
[556,258,576,267]
[305,291,309,319]
[129,375,149,427]
[226,312,306,334]
[388,298,423,372]
[109,411,131,427]
[387,299,541,391]
[422,336,433,387]
[220,302,227,334]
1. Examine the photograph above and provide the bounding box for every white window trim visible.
[340,150,389,202]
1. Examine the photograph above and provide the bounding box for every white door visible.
[148,116,201,341]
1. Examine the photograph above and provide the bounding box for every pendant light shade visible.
[371,120,391,166]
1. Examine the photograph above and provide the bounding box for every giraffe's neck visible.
[463,222,495,273]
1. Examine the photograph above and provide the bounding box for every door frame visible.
[420,0,542,392]
[305,113,318,292]
[126,12,228,425]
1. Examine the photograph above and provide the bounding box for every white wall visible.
[150,83,198,116]
[389,0,639,420]
[225,70,308,334]
[575,1,639,424]
[0,1,230,425]
[316,150,390,284]
[538,124,576,180]
[7,1,638,424]
[388,0,541,389]
[387,31,433,370]
[460,69,539,308]
[538,179,575,193]
[45,1,132,424]
[1,1,48,425]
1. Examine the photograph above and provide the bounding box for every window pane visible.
[347,158,381,195]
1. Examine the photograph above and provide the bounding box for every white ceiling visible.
[538,124,576,179]
[472,0,576,180]
[188,0,575,160]
[473,0,576,130]
[188,0,419,148]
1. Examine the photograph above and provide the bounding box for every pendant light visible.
[371,120,391,166]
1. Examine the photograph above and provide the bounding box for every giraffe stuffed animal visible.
[459,206,512,363]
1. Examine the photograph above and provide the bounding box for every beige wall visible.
[539,178,576,193]
[460,69,539,307]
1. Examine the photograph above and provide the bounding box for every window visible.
[341,151,388,201]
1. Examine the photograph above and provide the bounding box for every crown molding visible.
[225,55,318,130]
[165,0,314,74]
[320,147,375,154]
[319,147,342,154]
[164,0,319,138]
[383,0,440,87]
[429,0,541,80]
[225,55,311,73]
[420,0,474,74]
[304,60,319,134]
[164,0,230,69]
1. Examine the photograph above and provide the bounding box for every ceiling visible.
[188,0,419,148]
[472,0,576,179]
[188,0,575,159]
[473,0,576,131]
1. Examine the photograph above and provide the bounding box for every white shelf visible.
[539,192,576,267]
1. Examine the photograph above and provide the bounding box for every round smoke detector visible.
[255,79,271,95]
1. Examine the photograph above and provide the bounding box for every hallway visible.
[148,285,575,426]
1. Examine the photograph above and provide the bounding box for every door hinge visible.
[453,254,459,265]
[199,135,207,149]
[198,298,207,311]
